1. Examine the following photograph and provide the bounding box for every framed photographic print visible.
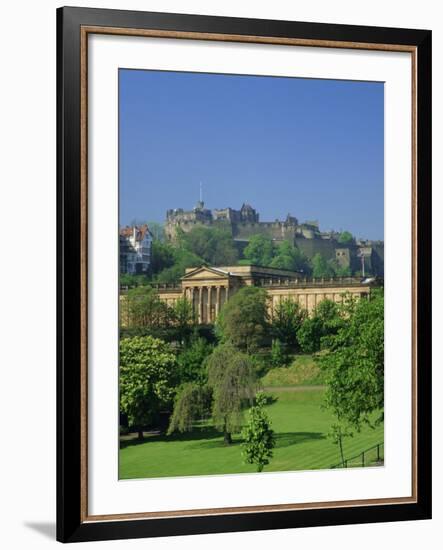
[57,6,432,543]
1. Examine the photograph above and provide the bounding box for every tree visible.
[270,339,288,368]
[335,264,352,277]
[216,286,269,352]
[338,231,354,245]
[150,240,175,274]
[296,299,343,353]
[170,297,196,342]
[271,298,307,348]
[176,336,213,385]
[318,289,384,430]
[167,383,212,435]
[329,422,353,466]
[120,273,151,288]
[179,226,238,266]
[125,286,171,328]
[119,336,177,439]
[327,257,353,278]
[211,229,239,266]
[311,253,335,278]
[243,235,275,266]
[315,299,343,345]
[242,392,276,472]
[207,344,257,444]
[296,316,324,353]
[154,248,203,283]
[270,240,311,273]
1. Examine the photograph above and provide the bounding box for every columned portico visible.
[191,284,228,324]
[178,266,238,324]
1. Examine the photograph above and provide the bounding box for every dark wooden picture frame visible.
[57,6,432,543]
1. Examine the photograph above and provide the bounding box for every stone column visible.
[198,286,203,324]
[215,286,221,317]
[225,286,229,302]
[207,286,212,323]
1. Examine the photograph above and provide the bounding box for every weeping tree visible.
[167,344,258,444]
[167,383,212,435]
[207,344,257,444]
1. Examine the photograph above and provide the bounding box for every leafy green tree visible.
[207,344,257,444]
[243,235,275,266]
[315,298,348,349]
[216,286,269,352]
[316,299,342,328]
[319,289,384,430]
[338,231,354,244]
[269,339,288,368]
[270,240,311,273]
[120,273,151,288]
[328,258,352,278]
[296,316,324,353]
[150,240,175,274]
[335,264,352,277]
[154,249,204,283]
[296,299,343,353]
[242,392,276,472]
[167,383,212,435]
[125,286,172,328]
[210,229,239,266]
[311,253,335,278]
[179,226,238,266]
[271,298,307,348]
[169,297,196,342]
[119,336,177,439]
[176,336,213,385]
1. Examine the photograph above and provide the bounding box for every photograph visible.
[118,68,385,480]
[0,0,435,546]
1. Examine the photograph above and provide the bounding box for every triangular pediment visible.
[181,266,231,281]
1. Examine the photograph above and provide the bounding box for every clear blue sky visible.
[119,69,384,240]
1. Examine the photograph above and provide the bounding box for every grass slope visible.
[119,388,383,479]
[261,354,325,387]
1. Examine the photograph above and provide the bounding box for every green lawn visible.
[119,388,384,479]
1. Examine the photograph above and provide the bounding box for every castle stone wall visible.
[163,202,384,276]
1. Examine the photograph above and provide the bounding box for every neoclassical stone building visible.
[152,265,379,324]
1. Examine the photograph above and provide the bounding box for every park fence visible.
[331,442,384,469]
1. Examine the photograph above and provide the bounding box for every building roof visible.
[184,264,303,279]
[119,224,151,241]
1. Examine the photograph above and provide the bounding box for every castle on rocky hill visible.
[165,201,384,276]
